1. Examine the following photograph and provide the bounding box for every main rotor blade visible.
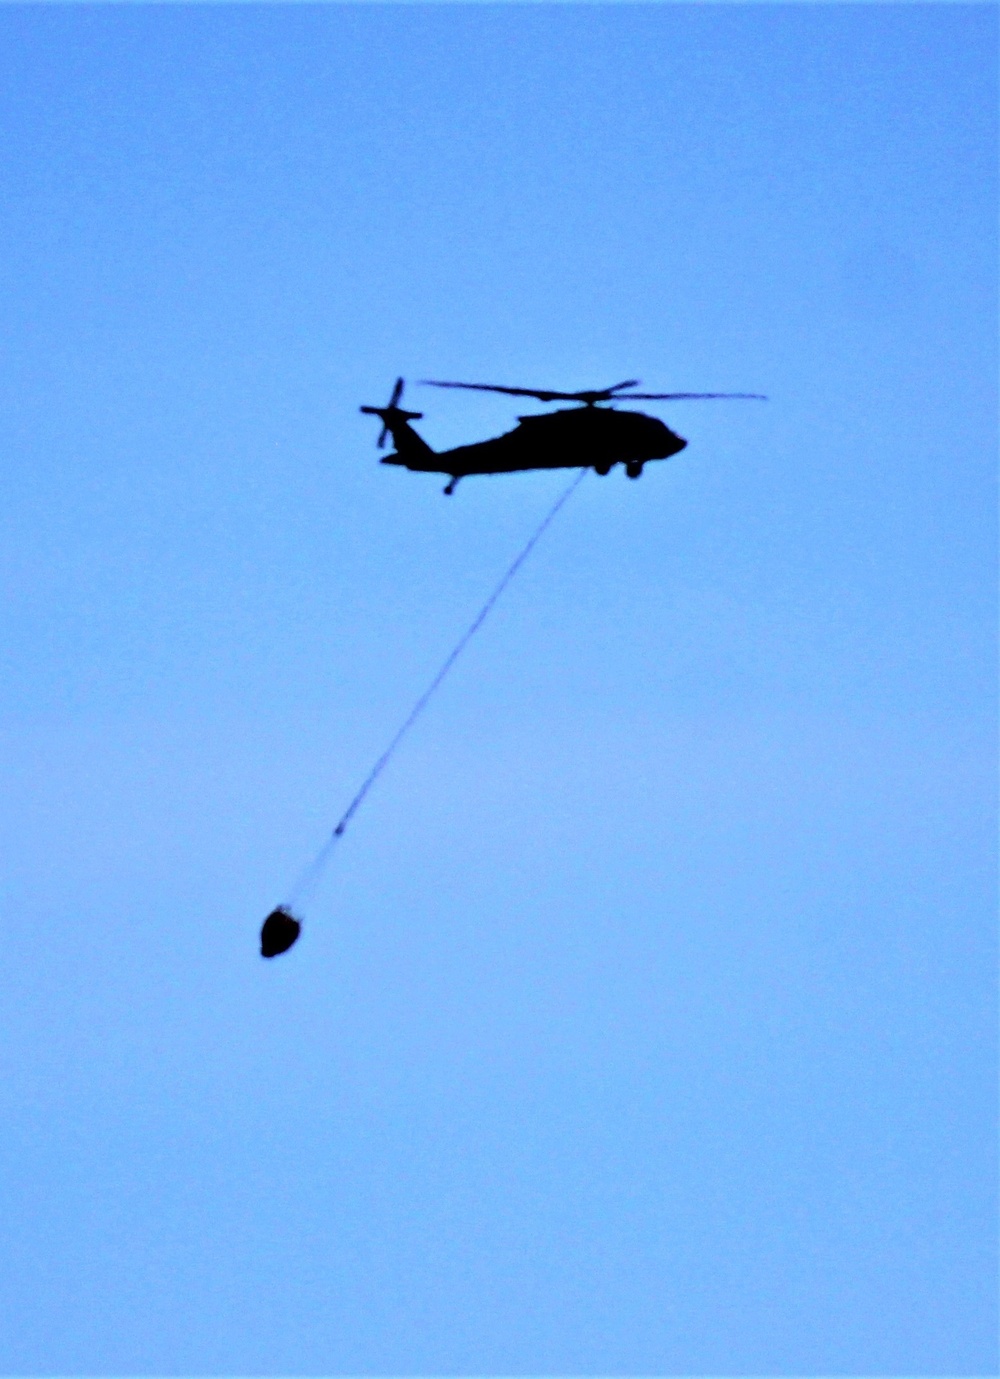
[420,379,767,405]
[421,380,583,402]
[616,392,768,401]
[421,379,646,404]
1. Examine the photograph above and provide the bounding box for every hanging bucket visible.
[260,906,301,958]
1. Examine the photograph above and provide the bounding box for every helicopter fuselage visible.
[380,405,686,488]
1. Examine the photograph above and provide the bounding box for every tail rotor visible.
[380,377,404,448]
[361,377,423,449]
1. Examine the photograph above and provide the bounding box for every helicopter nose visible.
[659,431,686,458]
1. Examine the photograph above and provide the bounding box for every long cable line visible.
[283,467,588,909]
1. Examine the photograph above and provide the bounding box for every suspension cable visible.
[284,468,588,907]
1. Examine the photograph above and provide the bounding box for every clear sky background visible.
[0,4,995,1374]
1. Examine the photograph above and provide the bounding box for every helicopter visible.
[361,377,766,494]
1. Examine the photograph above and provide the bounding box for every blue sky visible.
[0,4,995,1373]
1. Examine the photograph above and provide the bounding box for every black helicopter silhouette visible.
[361,378,765,495]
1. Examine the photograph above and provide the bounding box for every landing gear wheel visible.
[594,461,613,477]
[625,461,644,479]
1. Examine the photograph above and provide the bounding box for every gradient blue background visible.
[0,4,996,1373]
